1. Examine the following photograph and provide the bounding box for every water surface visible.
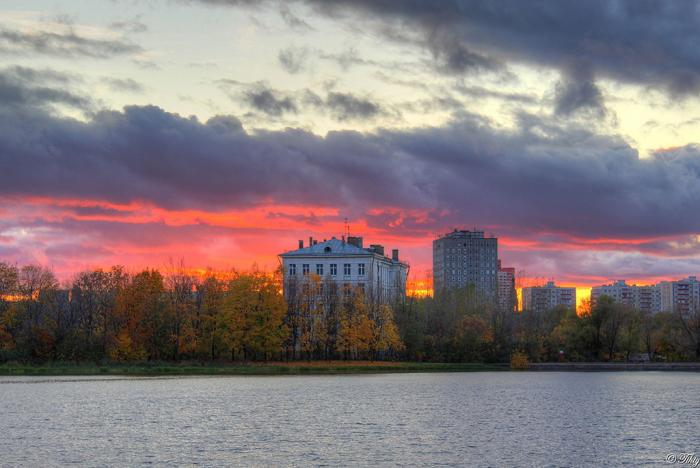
[1,372,698,466]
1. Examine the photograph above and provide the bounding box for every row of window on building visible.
[299,282,365,296]
[288,263,365,277]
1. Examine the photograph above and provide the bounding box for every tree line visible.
[0,262,402,363]
[396,288,700,362]
[1,261,699,363]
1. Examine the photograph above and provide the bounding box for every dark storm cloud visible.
[0,66,91,110]
[554,62,606,117]
[324,92,381,120]
[0,25,142,58]
[426,29,502,75]
[3,102,700,244]
[303,89,386,121]
[225,81,385,121]
[192,0,700,100]
[242,83,298,116]
[5,65,80,85]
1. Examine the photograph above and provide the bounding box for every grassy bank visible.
[0,361,508,376]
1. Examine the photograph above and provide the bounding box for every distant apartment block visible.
[433,229,498,302]
[279,235,408,304]
[659,276,700,315]
[591,280,661,314]
[497,261,517,313]
[634,285,662,314]
[522,281,576,313]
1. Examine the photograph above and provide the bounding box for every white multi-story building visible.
[522,281,576,313]
[433,229,498,302]
[591,280,661,314]
[279,236,408,304]
[659,276,700,315]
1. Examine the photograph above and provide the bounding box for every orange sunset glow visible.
[1,0,700,311]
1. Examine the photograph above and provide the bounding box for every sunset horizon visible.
[3,1,700,304]
[4,2,700,466]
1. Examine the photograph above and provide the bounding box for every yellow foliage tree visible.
[219,269,287,360]
[336,288,375,359]
[372,304,405,358]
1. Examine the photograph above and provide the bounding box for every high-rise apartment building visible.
[432,229,498,302]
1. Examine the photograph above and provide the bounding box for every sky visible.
[3,1,700,300]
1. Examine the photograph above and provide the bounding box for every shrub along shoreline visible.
[2,361,699,376]
[0,361,507,376]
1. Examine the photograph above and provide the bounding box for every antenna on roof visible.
[344,217,350,238]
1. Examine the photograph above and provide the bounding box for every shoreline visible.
[1,361,700,376]
[528,362,700,372]
[0,362,506,376]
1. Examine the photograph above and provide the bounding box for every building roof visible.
[279,238,409,267]
[280,238,371,257]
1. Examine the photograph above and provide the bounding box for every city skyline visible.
[3,1,700,299]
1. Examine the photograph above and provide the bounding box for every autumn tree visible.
[194,275,224,360]
[219,269,287,361]
[66,267,127,360]
[11,265,59,360]
[0,262,19,356]
[165,262,198,359]
[370,304,404,359]
[110,270,168,361]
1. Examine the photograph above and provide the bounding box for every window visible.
[330,264,337,276]
[357,282,365,293]
[316,264,324,275]
[358,263,365,276]
[302,264,309,275]
[344,263,351,275]
[343,283,352,296]
[288,264,296,275]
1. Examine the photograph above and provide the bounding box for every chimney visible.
[314,240,318,245]
[309,236,313,247]
[392,249,399,261]
[298,240,304,249]
[347,236,363,248]
[370,244,384,256]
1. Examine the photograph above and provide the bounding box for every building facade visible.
[659,276,700,315]
[633,285,662,314]
[497,262,517,313]
[432,229,498,303]
[591,280,661,314]
[522,281,576,313]
[279,236,409,304]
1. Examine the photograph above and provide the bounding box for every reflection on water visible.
[1,372,698,466]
